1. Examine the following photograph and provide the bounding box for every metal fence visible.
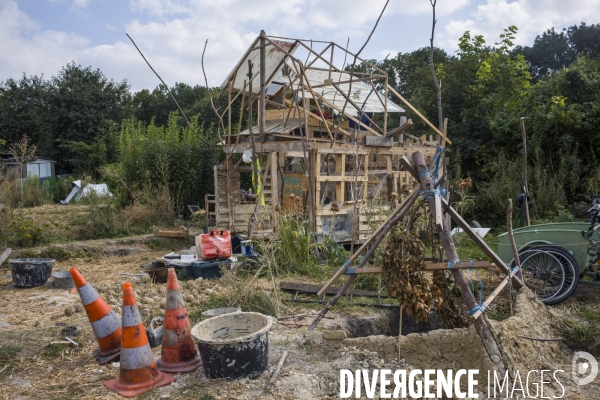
[16,174,78,189]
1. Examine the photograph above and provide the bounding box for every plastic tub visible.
[191,312,273,379]
[142,266,169,283]
[201,307,241,320]
[191,259,231,280]
[10,258,55,287]
[53,270,75,288]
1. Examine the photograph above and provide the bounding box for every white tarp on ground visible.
[60,181,112,204]
[76,183,111,201]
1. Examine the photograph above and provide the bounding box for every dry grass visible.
[0,247,282,399]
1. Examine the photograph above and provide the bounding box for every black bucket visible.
[191,312,273,379]
[10,258,55,287]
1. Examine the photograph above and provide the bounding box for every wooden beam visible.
[384,119,413,138]
[336,261,491,275]
[470,266,522,321]
[387,84,452,145]
[443,199,523,287]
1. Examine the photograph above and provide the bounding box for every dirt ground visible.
[0,229,599,399]
[0,242,406,400]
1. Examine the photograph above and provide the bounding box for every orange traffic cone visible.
[157,268,203,373]
[104,282,175,398]
[70,267,121,364]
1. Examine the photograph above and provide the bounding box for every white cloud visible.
[438,0,600,51]
[72,0,91,8]
[0,1,89,80]
[1,0,474,91]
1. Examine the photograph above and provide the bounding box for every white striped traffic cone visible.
[104,282,175,398]
[70,267,121,364]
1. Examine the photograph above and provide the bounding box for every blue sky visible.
[2,0,599,92]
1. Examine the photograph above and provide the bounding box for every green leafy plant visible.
[8,216,45,247]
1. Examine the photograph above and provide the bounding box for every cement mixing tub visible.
[191,312,273,379]
[201,307,241,320]
[10,258,55,287]
[52,270,75,288]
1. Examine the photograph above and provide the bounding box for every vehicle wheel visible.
[510,245,579,305]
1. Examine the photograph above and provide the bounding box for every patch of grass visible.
[454,232,498,260]
[145,238,184,251]
[560,319,599,347]
[39,246,73,261]
[487,301,512,321]
[68,218,87,226]
[176,388,216,400]
[0,345,22,376]
[18,249,38,258]
[188,296,229,325]
[578,307,600,322]
[42,343,64,359]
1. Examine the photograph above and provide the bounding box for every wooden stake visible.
[507,198,520,317]
[520,117,531,226]
[398,306,403,361]
[266,351,288,390]
[0,248,12,266]
[307,275,357,331]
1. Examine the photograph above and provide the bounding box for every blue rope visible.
[464,259,484,315]
[420,146,446,201]
[447,260,462,269]
[469,304,486,316]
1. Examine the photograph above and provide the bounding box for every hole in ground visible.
[345,309,445,338]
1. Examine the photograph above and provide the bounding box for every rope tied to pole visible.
[420,146,446,201]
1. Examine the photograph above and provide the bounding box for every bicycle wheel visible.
[510,245,579,305]
[517,250,566,302]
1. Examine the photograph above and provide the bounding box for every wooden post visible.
[507,198,520,317]
[520,117,530,226]
[398,306,403,361]
[259,31,266,144]
[271,152,279,225]
[226,80,235,231]
[413,151,510,384]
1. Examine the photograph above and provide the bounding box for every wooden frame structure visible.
[211,31,445,242]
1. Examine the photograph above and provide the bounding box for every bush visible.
[7,216,45,247]
[119,113,222,213]
[472,151,565,226]
[0,176,50,208]
[70,183,177,240]
[271,215,315,275]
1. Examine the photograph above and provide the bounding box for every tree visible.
[513,28,574,80]
[0,75,50,153]
[47,62,131,173]
[513,23,600,81]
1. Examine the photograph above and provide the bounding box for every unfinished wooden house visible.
[207,31,449,244]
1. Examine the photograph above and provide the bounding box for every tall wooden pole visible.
[412,151,510,384]
[259,31,266,144]
[520,117,530,226]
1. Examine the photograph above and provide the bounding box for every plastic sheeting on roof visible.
[220,38,299,94]
[274,68,405,113]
